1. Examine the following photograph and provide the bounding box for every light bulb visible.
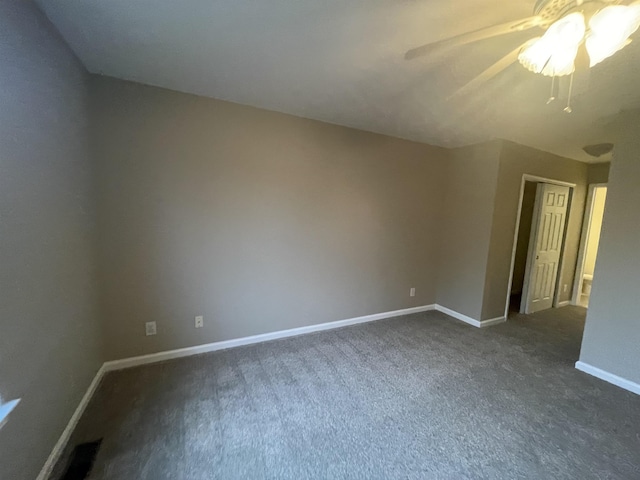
[518,13,586,77]
[587,4,640,67]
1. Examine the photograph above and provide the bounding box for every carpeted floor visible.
[53,307,640,479]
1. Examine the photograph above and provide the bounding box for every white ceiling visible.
[37,0,640,162]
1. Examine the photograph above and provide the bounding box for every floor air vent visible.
[61,439,102,480]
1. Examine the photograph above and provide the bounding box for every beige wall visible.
[583,187,607,277]
[433,140,591,321]
[435,142,501,319]
[92,76,448,360]
[579,127,640,385]
[587,162,610,185]
[90,73,598,360]
[0,2,103,479]
[481,141,590,320]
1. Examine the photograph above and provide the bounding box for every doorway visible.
[507,176,575,317]
[572,184,607,308]
[509,181,537,313]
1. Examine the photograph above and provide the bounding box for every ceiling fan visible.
[405,0,640,111]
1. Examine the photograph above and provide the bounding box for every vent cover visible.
[61,439,102,480]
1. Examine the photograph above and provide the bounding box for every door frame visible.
[571,183,607,305]
[504,174,577,320]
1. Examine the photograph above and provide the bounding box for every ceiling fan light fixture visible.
[517,12,585,76]
[586,4,640,67]
[405,0,640,109]
[582,142,614,157]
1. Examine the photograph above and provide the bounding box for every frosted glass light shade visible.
[518,12,586,76]
[586,4,640,67]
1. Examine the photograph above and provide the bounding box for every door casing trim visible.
[571,183,607,306]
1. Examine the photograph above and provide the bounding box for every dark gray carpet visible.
[54,307,640,479]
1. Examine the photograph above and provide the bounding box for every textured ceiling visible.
[37,0,640,162]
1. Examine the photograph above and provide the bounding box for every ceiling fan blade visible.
[405,16,543,60]
[450,42,529,98]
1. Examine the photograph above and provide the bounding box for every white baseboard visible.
[38,302,501,478]
[38,305,436,478]
[103,304,437,372]
[38,304,439,478]
[478,315,507,327]
[575,361,640,396]
[434,305,505,328]
[36,364,107,480]
[435,305,482,327]
[41,304,639,480]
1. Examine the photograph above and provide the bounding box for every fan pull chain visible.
[564,73,574,113]
[546,76,556,104]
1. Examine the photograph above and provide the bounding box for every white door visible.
[523,183,570,313]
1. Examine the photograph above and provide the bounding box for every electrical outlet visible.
[195,315,204,328]
[145,321,157,336]
[410,287,416,297]
[563,284,568,293]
